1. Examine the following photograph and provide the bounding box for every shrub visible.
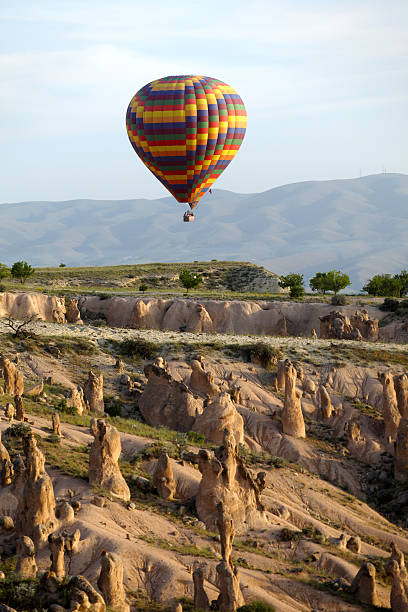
[179,269,203,292]
[238,602,276,611]
[0,263,10,280]
[59,263,66,267]
[104,397,123,418]
[248,342,282,369]
[0,283,6,292]
[11,260,35,284]
[331,294,348,306]
[56,398,77,415]
[139,283,148,292]
[111,337,159,361]
[5,422,32,438]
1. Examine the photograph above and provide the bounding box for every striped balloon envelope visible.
[126,75,246,212]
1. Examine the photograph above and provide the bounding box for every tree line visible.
[279,269,408,298]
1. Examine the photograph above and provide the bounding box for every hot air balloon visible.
[126,75,246,222]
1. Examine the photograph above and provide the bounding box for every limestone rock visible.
[1,458,14,487]
[388,560,408,612]
[196,427,265,532]
[48,533,66,580]
[193,565,210,611]
[395,418,408,481]
[24,380,44,397]
[350,310,379,341]
[0,431,10,464]
[97,550,130,612]
[67,386,86,415]
[66,575,106,611]
[89,419,130,501]
[282,360,305,438]
[65,298,83,324]
[15,433,56,538]
[318,385,333,420]
[378,372,401,439]
[152,453,176,500]
[347,536,362,554]
[84,370,104,413]
[276,359,286,390]
[52,412,62,437]
[193,392,244,446]
[139,364,204,432]
[350,562,379,606]
[320,309,378,341]
[302,377,316,398]
[215,503,244,611]
[0,356,24,396]
[395,374,408,417]
[15,536,37,578]
[189,358,220,398]
[14,395,24,421]
[4,403,14,423]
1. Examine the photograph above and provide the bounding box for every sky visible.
[1,0,407,203]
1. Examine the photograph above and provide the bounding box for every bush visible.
[112,337,159,361]
[179,269,203,292]
[56,398,77,415]
[331,294,348,306]
[0,283,6,292]
[139,283,148,292]
[104,397,123,418]
[238,602,276,612]
[248,342,282,369]
[5,422,32,438]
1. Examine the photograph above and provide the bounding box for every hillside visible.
[1,173,408,291]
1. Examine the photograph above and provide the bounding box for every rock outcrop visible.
[193,392,244,446]
[189,357,220,398]
[350,310,379,340]
[152,453,176,500]
[318,384,333,420]
[1,459,14,487]
[88,419,130,501]
[195,427,265,532]
[14,395,24,421]
[388,559,408,612]
[378,372,401,439]
[84,371,104,413]
[320,310,378,341]
[282,360,305,438]
[193,565,210,611]
[67,386,86,415]
[48,534,66,580]
[395,373,408,417]
[15,536,37,578]
[15,433,56,539]
[0,431,10,465]
[97,550,130,612]
[215,502,244,611]
[139,364,204,432]
[65,298,83,324]
[395,418,408,481]
[350,562,379,606]
[0,356,24,396]
[65,575,106,611]
[52,412,62,437]
[4,402,14,422]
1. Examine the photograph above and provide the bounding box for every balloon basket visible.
[183,211,195,222]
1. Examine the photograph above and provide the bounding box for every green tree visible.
[395,269,408,297]
[278,273,304,299]
[11,261,35,284]
[363,274,402,297]
[309,272,329,293]
[0,263,10,280]
[179,270,203,292]
[324,270,351,294]
[139,283,148,292]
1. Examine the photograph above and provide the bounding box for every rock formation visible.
[395,373,408,417]
[65,298,83,324]
[189,357,220,398]
[347,536,362,554]
[302,377,316,398]
[16,433,56,539]
[15,536,37,578]
[24,380,44,397]
[0,356,24,396]
[0,431,10,465]
[378,372,401,439]
[66,575,106,611]
[88,419,130,501]
[97,550,130,612]
[1,458,14,487]
[139,363,204,432]
[395,418,408,481]
[67,386,86,415]
[4,402,15,422]
[276,359,286,390]
[195,427,265,532]
[14,395,24,421]
[152,453,176,500]
[115,357,124,373]
[319,309,379,341]
[350,562,379,606]
[12,454,26,497]
[193,565,210,611]
[318,384,333,420]
[84,370,104,413]
[215,502,244,611]
[388,560,408,612]
[48,533,66,580]
[282,360,305,438]
[52,411,62,437]
[193,392,244,445]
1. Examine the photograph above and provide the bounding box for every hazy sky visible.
[1,0,407,203]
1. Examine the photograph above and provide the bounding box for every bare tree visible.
[6,314,39,338]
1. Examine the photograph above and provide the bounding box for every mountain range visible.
[1,173,407,291]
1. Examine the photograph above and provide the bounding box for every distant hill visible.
[1,173,407,291]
